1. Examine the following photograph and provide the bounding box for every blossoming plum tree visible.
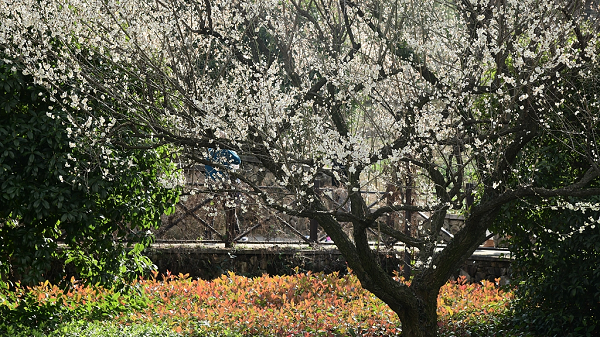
[1,0,599,336]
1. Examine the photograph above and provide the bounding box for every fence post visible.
[225,198,236,248]
[309,179,321,242]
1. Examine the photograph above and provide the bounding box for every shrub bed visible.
[1,271,515,336]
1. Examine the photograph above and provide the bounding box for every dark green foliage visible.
[494,104,600,336]
[0,323,47,337]
[0,59,181,286]
[501,201,600,337]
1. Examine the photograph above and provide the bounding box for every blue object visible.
[205,148,241,181]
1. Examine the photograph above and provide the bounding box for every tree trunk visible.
[314,198,489,337]
[396,294,439,337]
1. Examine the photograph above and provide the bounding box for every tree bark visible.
[396,292,439,337]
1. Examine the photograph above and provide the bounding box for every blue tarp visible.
[205,148,241,181]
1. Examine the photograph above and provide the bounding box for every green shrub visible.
[496,195,600,336]
[494,137,600,337]
[0,58,181,287]
[50,321,182,337]
[0,322,47,337]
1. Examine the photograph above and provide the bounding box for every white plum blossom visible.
[1,0,599,334]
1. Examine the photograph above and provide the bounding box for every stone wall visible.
[454,255,512,285]
[146,244,511,284]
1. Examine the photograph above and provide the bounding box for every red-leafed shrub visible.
[1,271,514,336]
